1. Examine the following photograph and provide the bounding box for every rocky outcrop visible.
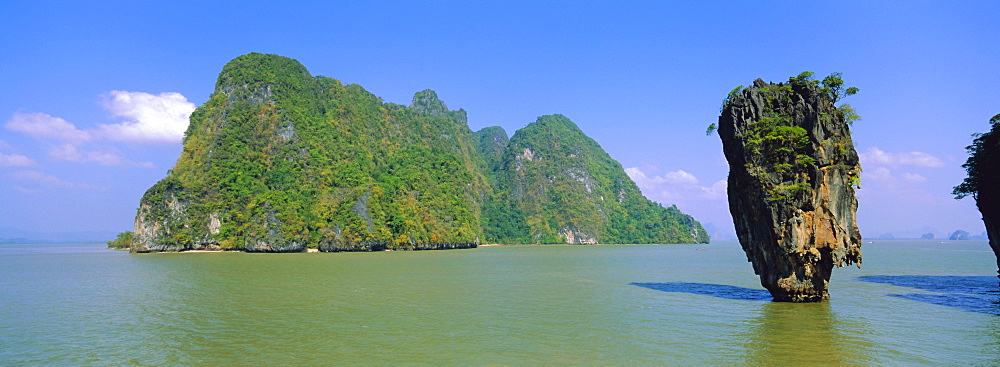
[949,230,971,241]
[133,178,220,252]
[983,209,1000,279]
[954,114,1000,279]
[132,177,302,252]
[718,77,862,302]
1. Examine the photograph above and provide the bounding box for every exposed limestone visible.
[718,77,862,302]
[131,178,224,252]
[559,228,598,245]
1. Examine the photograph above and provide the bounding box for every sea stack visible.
[717,74,862,302]
[954,114,1000,279]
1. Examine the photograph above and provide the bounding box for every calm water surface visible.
[1,241,998,365]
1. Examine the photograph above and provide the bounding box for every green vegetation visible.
[144,53,489,250]
[135,53,709,250]
[820,72,859,103]
[792,71,861,125]
[485,115,709,244]
[789,71,858,102]
[708,85,745,135]
[719,85,745,113]
[107,231,133,249]
[954,114,1000,200]
[710,73,860,134]
[722,72,862,202]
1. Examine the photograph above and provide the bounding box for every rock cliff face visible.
[982,201,1000,279]
[718,77,862,302]
[954,114,1000,279]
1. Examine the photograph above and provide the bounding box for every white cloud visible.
[699,179,728,200]
[858,166,933,201]
[627,168,700,186]
[47,143,152,167]
[626,167,725,201]
[0,153,36,167]
[98,90,195,143]
[865,167,893,182]
[901,172,928,183]
[624,167,648,182]
[5,112,91,142]
[860,147,944,168]
[3,90,189,167]
[665,170,699,185]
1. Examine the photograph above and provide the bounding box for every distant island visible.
[857,230,988,241]
[118,53,709,252]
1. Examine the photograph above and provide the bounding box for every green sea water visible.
[1,241,998,365]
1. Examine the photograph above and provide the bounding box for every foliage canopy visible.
[132,53,709,250]
[954,114,1000,200]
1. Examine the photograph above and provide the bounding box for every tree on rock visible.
[717,72,863,302]
[954,113,1000,279]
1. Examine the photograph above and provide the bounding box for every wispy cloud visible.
[865,167,893,182]
[5,170,98,190]
[860,147,944,168]
[664,170,699,185]
[0,153,36,167]
[901,172,928,183]
[11,185,43,194]
[856,146,945,204]
[626,167,726,201]
[700,179,727,200]
[3,90,192,168]
[98,90,195,144]
[48,143,152,167]
[6,112,91,142]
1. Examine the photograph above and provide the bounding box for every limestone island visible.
[954,113,1000,279]
[124,53,709,253]
[715,72,863,302]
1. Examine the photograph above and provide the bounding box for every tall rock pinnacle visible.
[717,75,863,302]
[954,113,1000,280]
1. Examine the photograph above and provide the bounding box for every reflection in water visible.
[7,242,1000,364]
[629,282,772,301]
[857,275,1000,315]
[738,302,875,366]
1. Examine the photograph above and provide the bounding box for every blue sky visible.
[1,1,997,239]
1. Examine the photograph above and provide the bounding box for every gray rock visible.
[718,78,862,302]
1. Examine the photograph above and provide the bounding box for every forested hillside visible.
[481,115,709,244]
[130,53,707,252]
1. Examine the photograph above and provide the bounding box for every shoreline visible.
[129,242,717,253]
